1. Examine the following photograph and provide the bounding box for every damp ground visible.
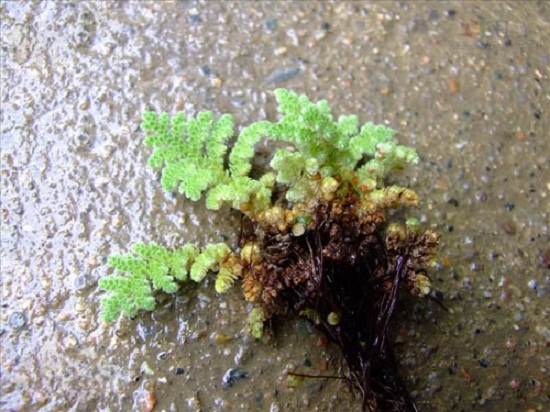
[1,2,549,411]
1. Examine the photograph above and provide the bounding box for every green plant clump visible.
[99,242,230,322]
[98,89,440,411]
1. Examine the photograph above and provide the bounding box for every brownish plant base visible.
[241,192,439,411]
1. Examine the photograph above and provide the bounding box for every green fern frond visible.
[141,111,234,199]
[100,89,425,323]
[99,242,201,322]
[229,121,271,177]
[190,243,231,282]
[349,122,395,160]
[215,264,242,294]
[204,177,260,210]
[247,307,266,339]
[139,89,418,213]
[205,183,234,210]
[98,274,155,322]
[270,149,305,186]
[337,115,359,137]
[375,141,419,168]
[264,89,418,201]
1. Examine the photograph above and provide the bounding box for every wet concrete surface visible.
[1,1,549,411]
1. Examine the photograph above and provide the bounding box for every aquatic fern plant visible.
[98,89,440,411]
[99,242,229,322]
[138,88,419,215]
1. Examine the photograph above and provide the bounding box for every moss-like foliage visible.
[99,89,430,320]
[139,89,418,216]
[142,111,233,201]
[99,242,229,322]
[99,89,428,322]
[266,89,418,198]
[98,89,440,411]
[247,307,266,339]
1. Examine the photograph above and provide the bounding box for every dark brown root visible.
[241,193,439,412]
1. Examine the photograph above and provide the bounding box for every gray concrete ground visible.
[1,1,548,411]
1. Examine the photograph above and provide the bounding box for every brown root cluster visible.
[241,192,440,411]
